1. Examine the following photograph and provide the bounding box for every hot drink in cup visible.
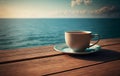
[65,31,100,52]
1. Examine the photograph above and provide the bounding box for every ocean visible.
[0,18,120,50]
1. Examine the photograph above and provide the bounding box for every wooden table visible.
[0,38,120,76]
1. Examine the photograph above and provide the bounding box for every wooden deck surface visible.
[0,38,120,76]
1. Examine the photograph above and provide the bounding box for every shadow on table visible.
[68,49,120,61]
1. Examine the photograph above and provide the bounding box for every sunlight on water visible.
[0,18,120,50]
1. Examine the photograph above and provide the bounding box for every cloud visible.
[71,0,92,7]
[63,10,87,15]
[60,5,120,18]
[84,0,92,5]
[94,6,120,17]
[71,0,77,8]
[76,0,83,5]
[95,6,115,14]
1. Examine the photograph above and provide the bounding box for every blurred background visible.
[0,0,120,50]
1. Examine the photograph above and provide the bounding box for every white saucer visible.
[54,43,101,55]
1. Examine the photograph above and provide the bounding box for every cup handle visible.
[89,34,100,47]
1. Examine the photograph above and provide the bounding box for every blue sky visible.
[0,0,120,18]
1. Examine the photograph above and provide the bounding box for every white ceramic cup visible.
[65,31,100,52]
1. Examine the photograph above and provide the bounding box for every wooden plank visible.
[0,38,120,63]
[0,50,62,64]
[0,46,53,56]
[0,44,120,76]
[0,55,101,76]
[50,60,120,76]
[96,38,120,47]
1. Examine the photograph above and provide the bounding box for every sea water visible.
[0,18,120,50]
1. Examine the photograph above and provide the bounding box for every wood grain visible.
[50,60,120,76]
[0,39,120,76]
[0,38,120,63]
[96,38,120,47]
[0,44,120,76]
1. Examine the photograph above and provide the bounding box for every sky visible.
[0,0,120,18]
